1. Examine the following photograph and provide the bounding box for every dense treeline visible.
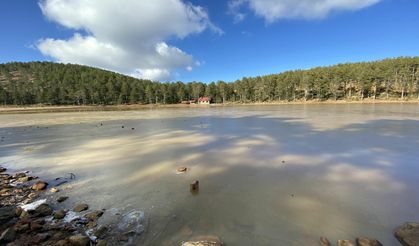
[1,57,418,105]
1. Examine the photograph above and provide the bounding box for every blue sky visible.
[1,0,419,83]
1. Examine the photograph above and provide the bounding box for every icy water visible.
[1,104,419,245]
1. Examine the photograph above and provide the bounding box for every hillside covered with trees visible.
[0,57,418,105]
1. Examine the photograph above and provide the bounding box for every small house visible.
[198,97,212,104]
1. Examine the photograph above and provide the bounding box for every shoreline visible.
[0,99,418,114]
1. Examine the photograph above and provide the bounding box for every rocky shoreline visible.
[0,166,146,246]
[1,165,419,246]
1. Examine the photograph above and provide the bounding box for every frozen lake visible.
[1,104,419,245]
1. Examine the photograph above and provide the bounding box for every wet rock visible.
[177,167,188,173]
[32,181,48,191]
[30,219,45,231]
[53,210,67,220]
[182,235,222,246]
[320,236,331,246]
[337,240,355,246]
[33,203,53,217]
[190,180,199,192]
[96,239,107,246]
[50,187,59,193]
[86,221,97,229]
[394,222,419,246]
[56,239,69,246]
[356,237,383,246]
[15,207,23,217]
[0,167,6,173]
[17,176,32,182]
[68,235,90,246]
[93,225,108,239]
[0,206,16,223]
[73,203,89,212]
[57,196,69,203]
[14,221,30,232]
[0,228,16,243]
[117,234,129,242]
[30,232,50,244]
[85,210,104,220]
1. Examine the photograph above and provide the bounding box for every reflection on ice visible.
[1,104,419,245]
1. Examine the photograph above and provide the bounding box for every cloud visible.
[229,0,381,23]
[37,0,221,81]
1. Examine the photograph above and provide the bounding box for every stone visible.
[68,235,90,246]
[30,232,50,244]
[56,239,69,246]
[394,222,419,246]
[0,167,6,173]
[34,203,53,217]
[0,228,16,242]
[96,239,107,246]
[0,206,16,223]
[86,221,97,229]
[320,237,331,246]
[84,210,104,220]
[17,176,32,182]
[32,181,48,191]
[177,167,188,173]
[73,203,89,212]
[50,187,59,193]
[30,219,45,231]
[337,240,355,246]
[93,226,108,239]
[53,210,67,220]
[182,235,222,246]
[190,180,199,192]
[14,222,30,232]
[15,207,23,217]
[356,237,383,246]
[57,196,69,203]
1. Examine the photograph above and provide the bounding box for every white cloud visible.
[37,0,221,81]
[229,0,381,23]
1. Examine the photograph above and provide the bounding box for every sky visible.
[1,0,419,83]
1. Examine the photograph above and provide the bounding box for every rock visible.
[56,239,69,246]
[30,232,50,244]
[15,207,23,217]
[50,187,59,193]
[0,228,16,242]
[337,240,355,246]
[0,206,16,223]
[320,236,331,246]
[14,221,30,232]
[84,210,104,220]
[0,167,6,173]
[33,203,53,217]
[30,219,45,231]
[32,181,48,190]
[96,239,107,246]
[57,196,69,203]
[182,235,222,246]
[53,210,67,220]
[86,221,97,229]
[17,176,32,182]
[68,235,90,246]
[356,237,383,246]
[93,226,108,239]
[190,180,199,192]
[73,203,89,212]
[394,222,419,246]
[177,167,188,173]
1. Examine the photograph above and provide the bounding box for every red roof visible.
[198,97,211,102]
